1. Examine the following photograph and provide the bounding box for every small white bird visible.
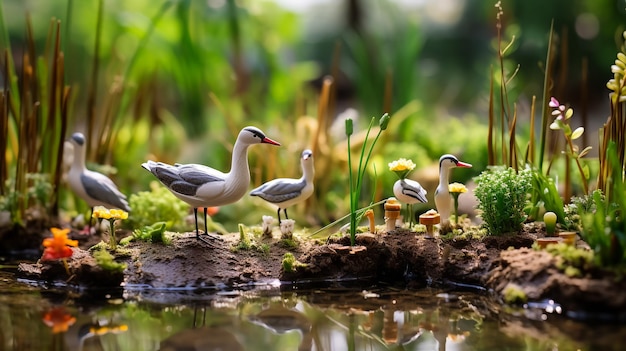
[434,154,472,224]
[67,132,131,230]
[250,149,315,224]
[393,178,427,226]
[142,126,280,245]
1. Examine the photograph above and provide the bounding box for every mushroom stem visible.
[419,209,441,239]
[365,209,376,234]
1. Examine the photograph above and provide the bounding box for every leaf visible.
[565,108,574,119]
[571,127,584,140]
[550,122,561,130]
[578,146,592,158]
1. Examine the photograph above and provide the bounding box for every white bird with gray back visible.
[393,178,427,226]
[67,132,130,230]
[250,149,315,224]
[142,126,281,245]
[434,154,472,224]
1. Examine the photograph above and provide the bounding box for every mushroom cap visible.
[419,209,441,225]
[384,197,402,211]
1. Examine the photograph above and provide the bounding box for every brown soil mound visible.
[13,226,626,317]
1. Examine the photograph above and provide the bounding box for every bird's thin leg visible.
[277,208,282,225]
[202,207,220,242]
[194,208,200,239]
[408,204,413,229]
[193,207,219,247]
[284,208,289,220]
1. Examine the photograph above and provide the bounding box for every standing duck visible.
[434,154,472,224]
[250,149,315,224]
[142,126,280,245]
[67,132,130,231]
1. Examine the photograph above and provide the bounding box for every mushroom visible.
[384,197,402,232]
[419,209,441,238]
[364,209,376,234]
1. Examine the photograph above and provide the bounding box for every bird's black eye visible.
[72,133,85,146]
[245,128,265,141]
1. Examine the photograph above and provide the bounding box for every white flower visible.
[280,219,295,236]
[262,215,275,235]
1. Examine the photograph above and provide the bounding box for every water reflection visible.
[0,273,625,351]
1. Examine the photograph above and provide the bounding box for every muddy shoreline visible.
[12,225,626,320]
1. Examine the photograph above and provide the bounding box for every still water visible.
[1,268,625,351]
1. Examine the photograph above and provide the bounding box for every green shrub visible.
[474,166,532,235]
[127,182,189,231]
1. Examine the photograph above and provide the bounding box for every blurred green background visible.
[1,0,624,230]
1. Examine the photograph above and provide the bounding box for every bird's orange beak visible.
[262,137,281,146]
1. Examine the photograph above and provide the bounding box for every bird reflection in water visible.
[248,302,313,351]
[160,305,244,351]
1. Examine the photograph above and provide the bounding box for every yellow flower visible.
[388,158,416,179]
[110,209,129,220]
[449,182,468,194]
[92,206,112,219]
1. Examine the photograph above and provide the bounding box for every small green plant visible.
[93,248,127,274]
[474,166,532,235]
[345,113,390,246]
[281,252,306,273]
[128,182,189,231]
[528,169,565,224]
[502,283,527,304]
[232,224,252,252]
[132,222,169,244]
[564,193,597,232]
[580,143,626,268]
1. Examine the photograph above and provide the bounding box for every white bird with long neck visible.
[67,132,130,231]
[250,149,315,224]
[434,154,472,224]
[142,126,280,245]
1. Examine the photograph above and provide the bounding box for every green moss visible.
[545,243,593,277]
[279,238,299,250]
[282,252,306,273]
[257,243,270,257]
[93,249,127,274]
[502,283,527,304]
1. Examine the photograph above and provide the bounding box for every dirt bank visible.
[15,225,626,318]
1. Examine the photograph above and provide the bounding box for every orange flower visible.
[42,228,78,261]
[42,307,76,334]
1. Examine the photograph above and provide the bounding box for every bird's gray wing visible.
[250,179,306,203]
[81,173,130,211]
[151,165,223,196]
[401,180,427,203]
